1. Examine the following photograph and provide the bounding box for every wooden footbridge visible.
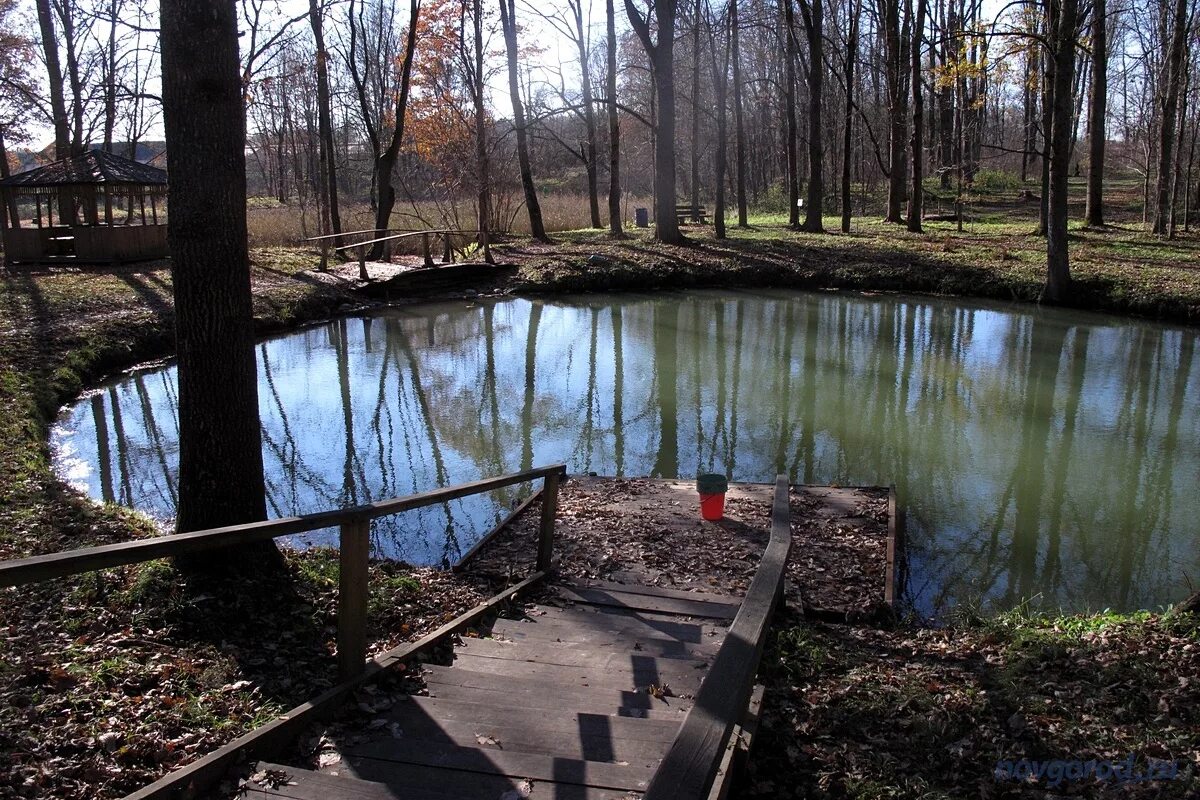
[0,467,793,800]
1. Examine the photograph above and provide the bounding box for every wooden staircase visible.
[243,581,741,799]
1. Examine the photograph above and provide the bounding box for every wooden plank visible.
[419,665,694,715]
[0,464,566,588]
[491,608,724,645]
[246,761,634,800]
[452,488,542,572]
[121,572,547,800]
[356,709,674,763]
[318,758,642,800]
[641,475,792,800]
[557,586,738,619]
[384,695,682,741]
[243,763,449,800]
[448,651,708,693]
[344,741,657,791]
[421,664,693,701]
[562,578,741,607]
[458,634,719,665]
[414,682,689,721]
[338,520,370,681]
[489,619,721,651]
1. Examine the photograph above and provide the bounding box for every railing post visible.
[536,470,561,572]
[358,245,368,281]
[319,240,329,272]
[442,232,453,263]
[422,233,434,267]
[337,519,370,681]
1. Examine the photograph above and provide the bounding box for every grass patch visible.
[749,609,1200,798]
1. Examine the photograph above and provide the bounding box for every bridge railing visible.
[0,464,566,680]
[305,227,478,276]
[642,474,792,800]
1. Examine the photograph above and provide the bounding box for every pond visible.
[52,289,1200,619]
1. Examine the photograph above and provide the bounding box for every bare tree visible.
[499,0,548,241]
[798,0,824,231]
[309,0,342,252]
[1084,0,1107,226]
[344,0,421,259]
[1153,0,1189,234]
[906,0,926,232]
[841,0,860,232]
[605,0,624,235]
[625,0,684,244]
[1045,0,1080,302]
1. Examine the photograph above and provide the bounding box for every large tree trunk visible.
[1037,9,1053,237]
[500,0,549,242]
[799,0,824,232]
[841,0,860,232]
[906,0,926,232]
[309,0,342,253]
[784,0,800,227]
[370,0,421,259]
[731,0,748,227]
[881,0,909,222]
[161,0,279,568]
[605,0,624,236]
[1044,0,1078,303]
[1153,0,1189,235]
[710,3,730,238]
[36,0,69,160]
[625,0,684,244]
[690,0,701,215]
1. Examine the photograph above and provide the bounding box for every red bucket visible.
[696,473,729,521]
[699,493,726,521]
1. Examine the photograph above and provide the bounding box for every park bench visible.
[675,204,708,224]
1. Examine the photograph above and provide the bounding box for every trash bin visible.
[635,207,649,228]
[696,473,729,521]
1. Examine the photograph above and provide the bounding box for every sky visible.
[20,0,604,152]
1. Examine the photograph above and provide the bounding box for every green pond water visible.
[52,289,1200,619]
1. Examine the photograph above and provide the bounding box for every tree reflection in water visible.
[53,290,1200,619]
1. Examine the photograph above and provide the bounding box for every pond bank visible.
[495,227,1200,328]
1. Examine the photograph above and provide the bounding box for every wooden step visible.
[555,585,739,619]
[343,739,657,790]
[562,578,742,607]
[382,694,681,742]
[412,681,689,721]
[376,695,679,762]
[449,650,707,695]
[493,608,725,646]
[418,665,694,715]
[244,760,636,800]
[350,709,673,764]
[459,633,719,665]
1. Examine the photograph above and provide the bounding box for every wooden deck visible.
[243,580,743,799]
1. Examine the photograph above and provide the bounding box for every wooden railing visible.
[642,474,792,800]
[0,464,566,680]
[305,228,467,276]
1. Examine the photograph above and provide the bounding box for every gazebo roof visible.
[0,150,167,188]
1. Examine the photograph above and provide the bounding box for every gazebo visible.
[0,150,168,266]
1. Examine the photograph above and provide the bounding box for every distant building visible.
[0,150,168,266]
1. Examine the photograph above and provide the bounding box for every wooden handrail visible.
[642,474,792,800]
[0,464,566,588]
[0,463,566,681]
